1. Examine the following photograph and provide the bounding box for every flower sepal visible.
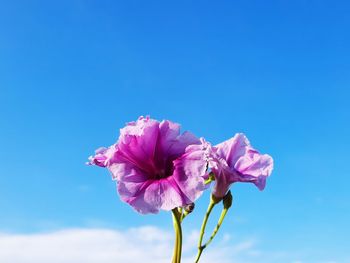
[223,190,233,209]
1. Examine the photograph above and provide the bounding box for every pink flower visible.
[88,116,209,214]
[211,133,273,198]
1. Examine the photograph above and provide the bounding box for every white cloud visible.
[0,227,169,263]
[0,226,316,263]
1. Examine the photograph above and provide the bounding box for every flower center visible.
[154,159,175,179]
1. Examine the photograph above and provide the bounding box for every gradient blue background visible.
[1,1,349,262]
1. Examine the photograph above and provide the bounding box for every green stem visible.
[171,209,182,263]
[194,200,216,263]
[203,207,229,248]
[195,191,232,263]
[204,171,215,185]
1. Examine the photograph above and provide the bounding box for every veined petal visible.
[143,177,189,212]
[215,133,250,167]
[155,120,200,167]
[159,120,199,156]
[234,150,273,190]
[116,162,157,213]
[119,182,159,214]
[172,139,210,202]
[212,133,274,197]
[118,176,189,214]
[117,117,160,174]
[211,166,234,199]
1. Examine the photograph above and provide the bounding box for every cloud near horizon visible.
[0,225,270,263]
[0,225,329,263]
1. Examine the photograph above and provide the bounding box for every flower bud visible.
[184,203,195,214]
[223,190,233,209]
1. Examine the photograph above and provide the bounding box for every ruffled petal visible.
[172,138,210,202]
[215,133,250,167]
[119,183,159,214]
[117,116,160,174]
[234,149,273,190]
[118,173,189,214]
[87,145,117,167]
[116,161,157,213]
[211,166,234,198]
[212,133,274,197]
[159,120,199,156]
[143,177,189,212]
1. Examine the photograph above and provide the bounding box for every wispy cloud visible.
[0,226,326,263]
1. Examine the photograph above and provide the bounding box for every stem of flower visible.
[204,191,232,248]
[203,206,229,248]
[204,171,215,185]
[180,212,187,222]
[171,208,182,263]
[194,191,233,263]
[194,199,216,263]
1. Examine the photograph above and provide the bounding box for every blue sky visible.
[0,1,350,262]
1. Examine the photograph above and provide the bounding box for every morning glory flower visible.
[88,116,209,214]
[211,133,274,198]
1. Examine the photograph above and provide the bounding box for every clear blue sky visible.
[1,1,349,262]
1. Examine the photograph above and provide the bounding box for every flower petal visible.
[87,145,117,167]
[215,133,250,167]
[212,133,274,197]
[116,161,158,213]
[234,149,273,190]
[118,173,189,214]
[143,177,189,212]
[211,165,234,198]
[117,117,160,174]
[158,120,199,157]
[172,139,210,202]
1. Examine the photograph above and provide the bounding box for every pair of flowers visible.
[88,116,273,214]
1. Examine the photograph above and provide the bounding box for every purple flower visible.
[88,116,209,214]
[211,133,273,198]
